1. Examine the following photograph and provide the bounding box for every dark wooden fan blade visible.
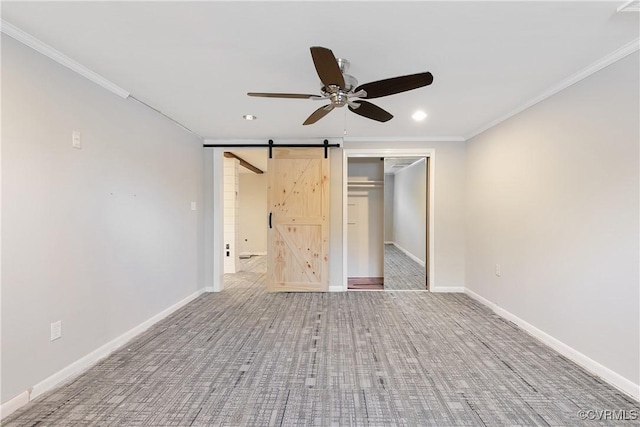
[248,92,320,99]
[348,101,393,122]
[310,47,345,89]
[303,105,334,125]
[355,72,433,99]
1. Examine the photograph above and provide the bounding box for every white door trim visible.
[342,148,435,292]
[208,147,225,292]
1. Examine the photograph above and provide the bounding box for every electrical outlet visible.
[191,202,197,211]
[495,264,501,277]
[72,131,82,149]
[51,320,62,341]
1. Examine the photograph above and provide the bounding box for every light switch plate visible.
[72,131,82,149]
[191,202,197,211]
[51,320,62,341]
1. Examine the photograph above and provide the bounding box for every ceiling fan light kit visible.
[248,46,433,125]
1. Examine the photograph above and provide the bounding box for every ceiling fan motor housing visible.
[320,68,358,107]
[320,57,358,96]
[342,73,358,91]
[320,77,358,94]
[329,92,348,107]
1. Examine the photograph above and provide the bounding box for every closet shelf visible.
[347,180,384,187]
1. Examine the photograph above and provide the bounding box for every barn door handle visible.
[269,212,272,229]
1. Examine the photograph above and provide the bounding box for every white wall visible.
[384,174,394,242]
[1,35,204,404]
[392,159,427,263]
[344,140,466,290]
[238,173,267,254]
[466,52,639,391]
[347,158,384,277]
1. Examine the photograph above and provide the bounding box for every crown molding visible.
[466,37,640,141]
[343,136,465,143]
[617,0,640,13]
[1,19,130,99]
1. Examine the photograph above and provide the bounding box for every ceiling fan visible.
[247,46,433,125]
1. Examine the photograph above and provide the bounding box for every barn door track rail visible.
[203,139,339,159]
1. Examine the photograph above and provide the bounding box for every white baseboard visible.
[329,285,345,292]
[205,286,215,292]
[384,241,394,245]
[0,390,30,420]
[1,289,206,420]
[465,288,640,401]
[464,288,493,307]
[430,286,465,293]
[390,242,425,267]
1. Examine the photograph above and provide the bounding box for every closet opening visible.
[344,152,430,291]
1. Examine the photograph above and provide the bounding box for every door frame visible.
[206,145,268,292]
[342,148,435,292]
[206,147,224,292]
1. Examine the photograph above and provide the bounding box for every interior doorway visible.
[221,149,268,289]
[343,148,434,292]
[220,146,330,293]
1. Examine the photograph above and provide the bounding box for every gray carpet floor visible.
[5,256,638,426]
[384,244,427,291]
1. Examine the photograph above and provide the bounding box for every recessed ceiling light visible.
[412,111,427,121]
[243,114,257,120]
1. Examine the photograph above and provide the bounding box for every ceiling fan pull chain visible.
[344,109,347,135]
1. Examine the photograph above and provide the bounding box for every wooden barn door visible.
[267,147,329,292]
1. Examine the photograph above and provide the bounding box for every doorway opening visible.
[220,146,330,293]
[221,149,268,291]
[343,148,434,292]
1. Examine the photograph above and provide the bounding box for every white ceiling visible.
[2,2,638,140]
